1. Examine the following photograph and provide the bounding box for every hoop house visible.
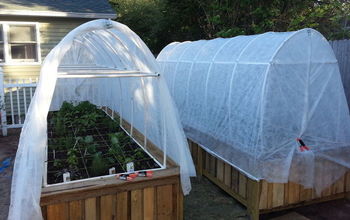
[157,29,350,192]
[9,19,195,219]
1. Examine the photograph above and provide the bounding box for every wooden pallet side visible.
[42,181,183,220]
[188,139,350,219]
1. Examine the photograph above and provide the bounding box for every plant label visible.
[63,172,71,182]
[126,162,134,172]
[109,167,116,175]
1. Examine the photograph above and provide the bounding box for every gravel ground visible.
[185,177,249,220]
[0,129,20,220]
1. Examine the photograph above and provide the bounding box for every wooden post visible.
[247,179,260,220]
[0,67,7,136]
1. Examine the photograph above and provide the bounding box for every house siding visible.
[0,16,92,79]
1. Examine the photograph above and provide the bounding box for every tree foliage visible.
[109,0,350,53]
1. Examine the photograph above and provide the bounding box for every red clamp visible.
[138,170,153,177]
[296,138,310,152]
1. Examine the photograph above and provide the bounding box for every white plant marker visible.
[109,167,116,175]
[63,172,71,182]
[126,162,134,172]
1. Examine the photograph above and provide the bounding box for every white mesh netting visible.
[8,19,195,220]
[157,28,350,193]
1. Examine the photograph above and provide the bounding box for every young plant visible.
[90,152,108,176]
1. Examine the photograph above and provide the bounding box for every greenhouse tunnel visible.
[8,19,195,220]
[157,28,350,194]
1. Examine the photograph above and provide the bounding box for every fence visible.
[330,39,350,109]
[0,68,37,136]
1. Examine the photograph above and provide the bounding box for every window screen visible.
[8,25,38,61]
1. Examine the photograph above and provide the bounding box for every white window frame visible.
[0,21,41,66]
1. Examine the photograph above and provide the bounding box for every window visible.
[0,23,40,64]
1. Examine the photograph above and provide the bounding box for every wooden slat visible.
[47,203,68,220]
[224,162,232,187]
[321,184,332,197]
[186,140,350,215]
[259,180,268,210]
[100,194,115,220]
[287,182,300,204]
[216,159,224,182]
[231,168,239,193]
[176,184,183,220]
[209,154,216,176]
[85,198,97,220]
[116,192,129,220]
[284,182,289,205]
[131,190,143,220]
[205,151,210,171]
[41,168,179,204]
[156,185,173,220]
[197,145,203,175]
[299,185,313,202]
[41,206,47,220]
[345,171,350,199]
[331,175,345,194]
[272,183,284,208]
[267,182,274,209]
[143,187,155,220]
[346,171,350,192]
[69,200,83,220]
[192,142,198,166]
[238,173,247,198]
[246,179,260,220]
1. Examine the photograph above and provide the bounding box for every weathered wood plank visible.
[131,190,143,220]
[69,200,83,220]
[224,162,232,187]
[157,185,173,220]
[267,182,274,209]
[247,179,260,220]
[205,151,210,171]
[41,206,48,220]
[299,185,313,202]
[272,183,284,208]
[238,173,247,198]
[331,175,345,195]
[287,182,300,204]
[259,180,268,210]
[176,184,184,220]
[197,145,203,175]
[116,192,129,220]
[231,168,239,193]
[143,187,155,220]
[85,198,97,220]
[41,168,179,204]
[47,203,69,220]
[216,159,224,182]
[346,171,350,192]
[100,194,115,220]
[209,154,216,176]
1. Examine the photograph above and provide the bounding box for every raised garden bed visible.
[189,140,350,220]
[41,102,182,220]
[45,101,160,185]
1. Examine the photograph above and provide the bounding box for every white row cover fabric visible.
[8,19,195,220]
[157,28,350,193]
